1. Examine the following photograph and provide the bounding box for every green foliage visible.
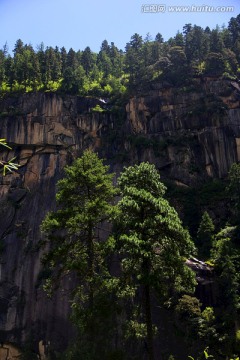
[176,297,220,357]
[165,178,227,236]
[91,104,105,112]
[210,225,240,357]
[39,158,199,359]
[201,307,215,323]
[227,162,240,224]
[41,150,119,359]
[203,348,214,359]
[1,14,240,98]
[196,212,215,259]
[35,268,52,289]
[198,179,226,205]
[212,227,240,310]
[1,15,238,356]
[41,149,116,284]
[174,296,196,345]
[0,138,20,175]
[176,295,202,319]
[114,162,196,359]
[235,329,240,343]
[189,347,240,360]
[205,52,226,76]
[0,138,11,149]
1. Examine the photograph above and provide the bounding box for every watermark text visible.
[141,4,234,13]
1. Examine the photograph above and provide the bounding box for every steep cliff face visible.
[124,78,240,183]
[0,93,115,352]
[0,77,240,353]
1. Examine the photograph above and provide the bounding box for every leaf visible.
[0,138,12,149]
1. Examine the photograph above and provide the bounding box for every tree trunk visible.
[145,283,154,360]
[142,255,155,360]
[87,220,94,311]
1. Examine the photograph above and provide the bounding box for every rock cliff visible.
[0,93,116,354]
[125,78,240,182]
[0,77,240,355]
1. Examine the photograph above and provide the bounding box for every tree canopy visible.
[0,14,240,97]
[40,155,197,360]
[41,150,118,359]
[113,163,196,360]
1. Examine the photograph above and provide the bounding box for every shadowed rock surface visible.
[0,77,240,353]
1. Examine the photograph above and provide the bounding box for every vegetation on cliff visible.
[0,14,240,98]
[41,151,197,360]
[40,151,240,360]
[41,151,119,359]
[1,12,240,360]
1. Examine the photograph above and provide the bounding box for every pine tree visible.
[197,211,215,259]
[60,46,67,74]
[0,50,6,86]
[81,46,96,75]
[5,55,15,91]
[115,162,196,360]
[125,33,145,91]
[211,226,240,356]
[227,162,240,225]
[41,150,118,359]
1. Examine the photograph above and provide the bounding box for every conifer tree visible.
[41,150,118,359]
[115,162,196,360]
[197,211,215,259]
[227,162,240,224]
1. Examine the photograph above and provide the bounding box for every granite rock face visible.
[125,78,240,183]
[0,77,240,352]
[0,93,115,352]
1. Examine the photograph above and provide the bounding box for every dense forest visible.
[1,13,240,360]
[0,14,240,99]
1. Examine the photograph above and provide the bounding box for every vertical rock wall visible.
[0,93,115,351]
[0,77,240,352]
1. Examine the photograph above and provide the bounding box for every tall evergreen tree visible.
[97,50,112,78]
[0,49,6,86]
[228,14,240,46]
[41,150,118,359]
[209,28,224,53]
[115,162,196,360]
[13,39,24,56]
[197,211,215,259]
[81,46,96,75]
[125,33,145,91]
[100,39,111,55]
[44,46,61,85]
[227,162,240,225]
[36,42,45,84]
[174,31,185,47]
[62,64,86,94]
[205,52,226,76]
[155,33,164,43]
[4,55,15,90]
[66,47,78,69]
[109,42,123,77]
[184,25,209,63]
[60,46,67,74]
[211,226,240,356]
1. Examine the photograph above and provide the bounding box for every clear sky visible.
[0,0,239,53]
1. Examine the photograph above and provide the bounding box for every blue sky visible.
[0,0,239,53]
